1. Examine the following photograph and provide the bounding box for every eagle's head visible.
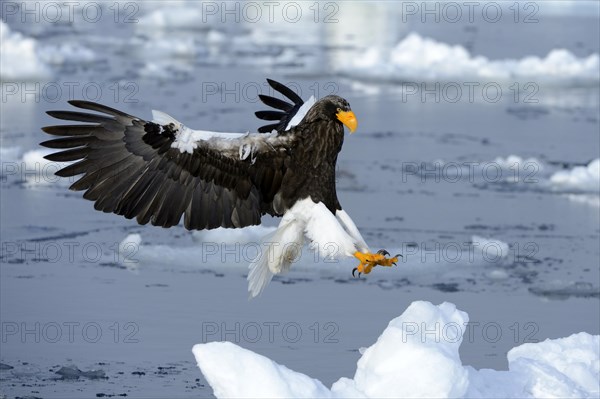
[306,95,358,133]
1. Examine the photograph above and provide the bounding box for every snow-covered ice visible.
[341,33,600,85]
[506,333,600,398]
[0,21,96,81]
[37,43,96,66]
[0,146,21,163]
[464,155,600,199]
[192,225,276,245]
[565,194,600,208]
[0,21,51,81]
[193,301,600,398]
[138,5,220,31]
[0,148,72,186]
[492,155,544,174]
[471,236,509,260]
[550,159,600,193]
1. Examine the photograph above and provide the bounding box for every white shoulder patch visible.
[151,109,249,155]
[152,110,181,127]
[285,95,316,131]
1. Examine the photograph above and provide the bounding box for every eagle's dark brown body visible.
[276,118,344,215]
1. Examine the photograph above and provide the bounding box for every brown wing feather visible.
[41,100,293,230]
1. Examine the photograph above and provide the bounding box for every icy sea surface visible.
[1,2,599,398]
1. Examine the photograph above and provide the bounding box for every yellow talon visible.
[354,252,373,264]
[352,250,400,277]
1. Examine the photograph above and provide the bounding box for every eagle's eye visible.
[336,107,342,112]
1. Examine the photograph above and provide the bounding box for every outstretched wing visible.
[41,100,294,230]
[255,79,315,133]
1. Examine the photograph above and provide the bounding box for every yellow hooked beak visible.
[336,110,357,133]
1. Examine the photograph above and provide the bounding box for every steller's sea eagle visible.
[41,79,399,297]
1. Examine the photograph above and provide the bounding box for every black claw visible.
[378,249,390,256]
[392,262,397,266]
[396,254,403,258]
[352,268,361,278]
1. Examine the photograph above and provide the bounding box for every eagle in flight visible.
[41,79,399,297]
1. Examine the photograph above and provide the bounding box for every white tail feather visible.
[247,220,304,298]
[247,256,274,299]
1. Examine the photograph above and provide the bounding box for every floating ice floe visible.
[529,281,600,300]
[0,146,21,163]
[193,301,600,398]
[0,21,96,81]
[37,43,96,66]
[138,62,193,81]
[0,21,51,81]
[492,155,545,174]
[463,156,600,201]
[564,194,600,208]
[116,228,508,283]
[138,5,217,31]
[549,159,600,193]
[192,225,277,245]
[340,32,600,85]
[471,236,509,260]
[0,148,72,186]
[118,233,143,270]
[136,5,320,72]
[21,149,71,186]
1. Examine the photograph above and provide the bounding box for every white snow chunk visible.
[21,149,72,186]
[508,332,600,398]
[0,21,51,81]
[488,269,510,280]
[0,147,73,186]
[549,159,600,193]
[117,233,142,271]
[0,21,96,81]
[119,233,142,249]
[565,194,600,208]
[138,6,215,31]
[0,146,21,162]
[193,301,600,399]
[192,341,332,398]
[141,36,199,58]
[334,301,470,398]
[471,236,510,260]
[482,155,600,202]
[493,155,544,172]
[341,32,599,85]
[38,43,96,65]
[192,225,276,245]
